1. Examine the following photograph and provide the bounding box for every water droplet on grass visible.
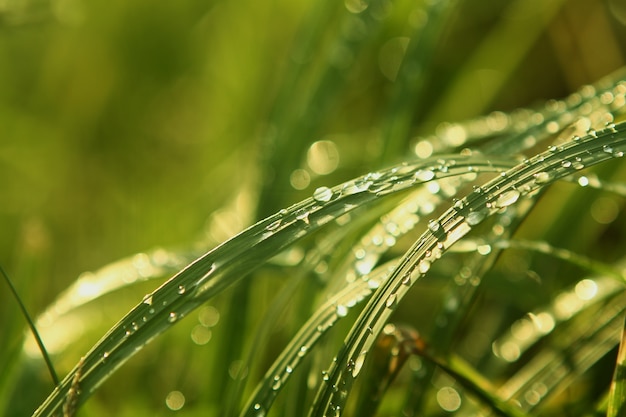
[296,209,310,224]
[466,209,488,226]
[352,351,367,377]
[142,294,153,306]
[428,219,441,232]
[168,312,178,323]
[266,219,282,231]
[418,259,431,273]
[253,403,266,417]
[495,189,520,208]
[298,346,308,357]
[177,285,186,295]
[386,293,397,309]
[561,160,572,168]
[313,186,333,202]
[336,304,348,317]
[272,376,282,390]
[534,171,552,184]
[414,169,435,182]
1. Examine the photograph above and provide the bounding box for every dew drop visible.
[253,403,266,417]
[534,171,552,184]
[561,160,572,168]
[385,293,397,309]
[142,294,153,306]
[177,285,186,295]
[401,272,412,286]
[495,189,520,208]
[418,259,431,274]
[452,199,464,210]
[603,144,614,154]
[267,219,282,231]
[466,209,487,226]
[415,169,435,182]
[427,219,441,233]
[272,376,282,390]
[298,346,308,357]
[168,312,178,323]
[313,186,333,202]
[354,178,372,191]
[336,304,348,317]
[352,351,367,378]
[296,209,310,224]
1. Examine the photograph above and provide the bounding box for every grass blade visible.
[309,122,626,416]
[31,155,514,417]
[607,316,626,417]
[0,265,59,387]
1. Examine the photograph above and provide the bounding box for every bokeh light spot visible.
[307,140,340,175]
[436,386,461,412]
[165,391,185,411]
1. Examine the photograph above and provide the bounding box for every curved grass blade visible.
[491,276,623,364]
[493,239,624,281]
[240,261,397,417]
[22,248,190,358]
[608,316,626,417]
[308,122,626,416]
[419,68,626,156]
[496,291,625,413]
[402,199,536,414]
[0,265,59,387]
[31,155,515,417]
[422,352,530,417]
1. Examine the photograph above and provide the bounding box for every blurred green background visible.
[2,0,626,415]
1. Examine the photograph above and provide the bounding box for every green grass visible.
[2,0,626,416]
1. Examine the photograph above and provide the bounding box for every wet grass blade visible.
[31,155,513,417]
[607,316,626,417]
[240,261,397,417]
[309,122,626,416]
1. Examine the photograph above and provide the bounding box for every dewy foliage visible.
[2,0,626,416]
[29,77,626,416]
